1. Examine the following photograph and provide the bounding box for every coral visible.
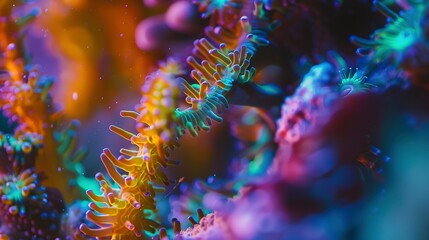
[176,211,231,239]
[0,67,57,136]
[179,40,254,133]
[200,0,278,52]
[0,3,48,136]
[0,133,42,174]
[351,1,427,64]
[0,169,65,239]
[1,0,429,239]
[80,34,260,238]
[339,68,375,96]
[79,1,284,234]
[155,209,232,240]
[79,65,180,239]
[351,1,429,87]
[0,0,91,203]
[0,1,93,237]
[274,63,339,145]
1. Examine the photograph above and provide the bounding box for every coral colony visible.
[1,0,429,239]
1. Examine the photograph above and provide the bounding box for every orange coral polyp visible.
[81,65,180,239]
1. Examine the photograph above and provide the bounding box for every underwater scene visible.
[1,0,429,239]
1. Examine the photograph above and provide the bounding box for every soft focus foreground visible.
[0,0,429,239]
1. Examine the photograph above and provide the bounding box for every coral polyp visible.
[0,169,37,205]
[339,68,375,96]
[351,1,425,63]
[0,133,41,174]
[0,4,54,137]
[0,68,56,135]
[79,162,161,238]
[0,170,65,239]
[180,39,255,128]
[79,65,180,239]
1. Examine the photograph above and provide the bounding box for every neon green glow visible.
[388,29,417,51]
[213,0,228,8]
[3,179,24,202]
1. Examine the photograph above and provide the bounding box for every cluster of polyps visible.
[80,36,260,238]
[351,1,426,64]
[79,66,180,239]
[175,38,255,138]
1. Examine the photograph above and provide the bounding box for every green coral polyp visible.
[351,1,425,62]
[339,68,375,96]
[175,40,255,136]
